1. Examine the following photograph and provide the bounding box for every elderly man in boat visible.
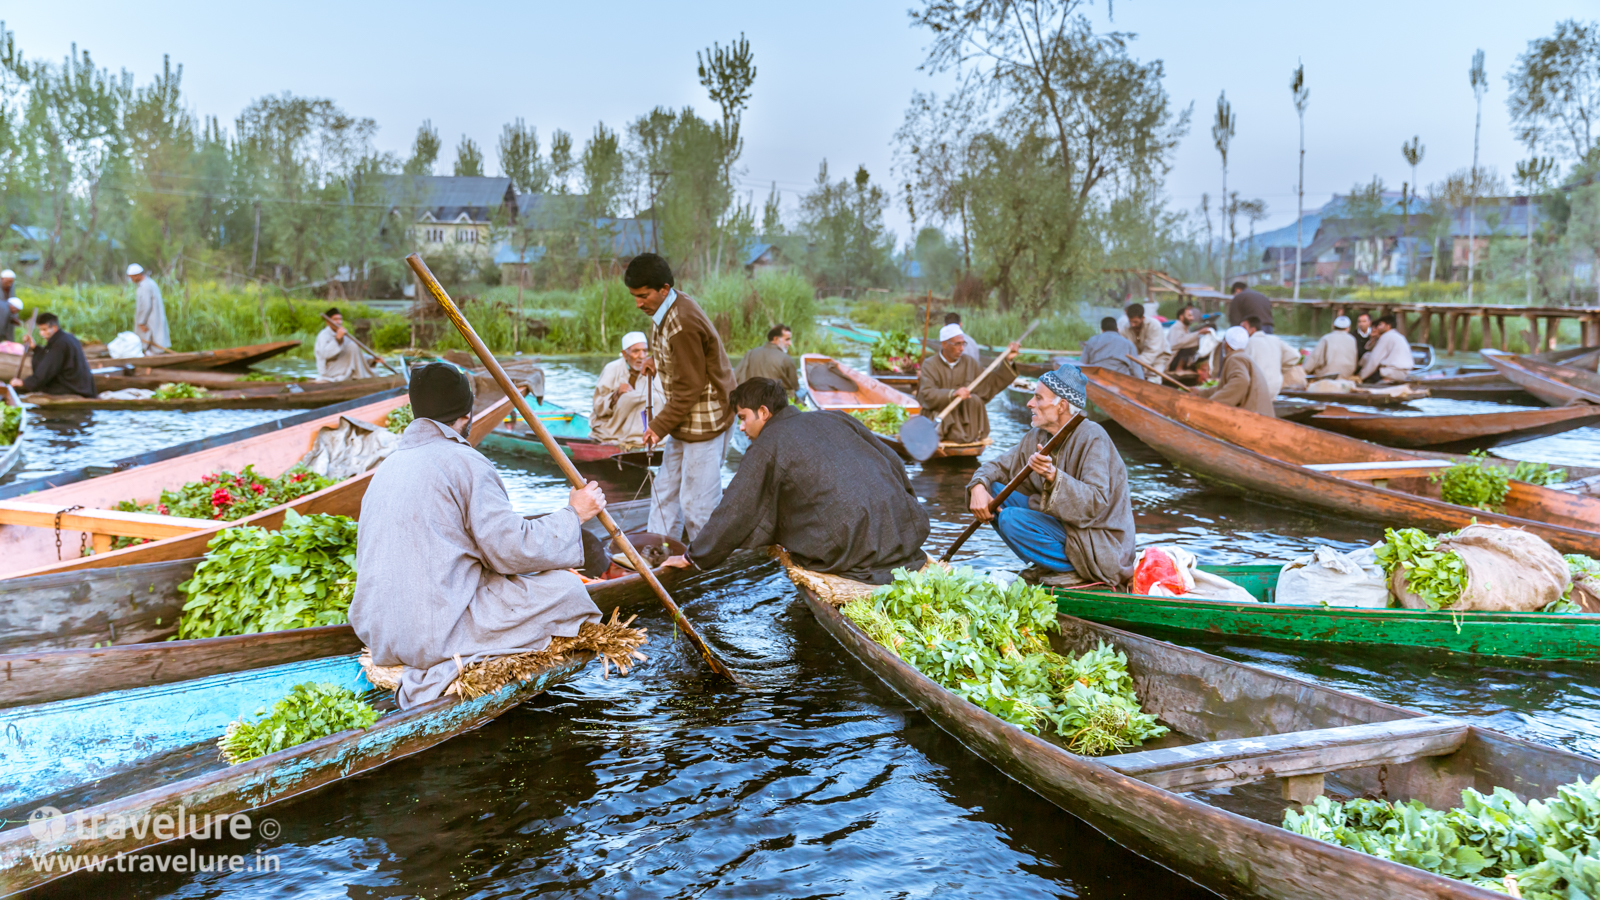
[916,322,1019,445]
[1197,326,1275,417]
[127,263,170,354]
[350,363,607,709]
[664,377,929,583]
[591,331,666,446]
[968,365,1136,587]
[1356,314,1415,384]
[1078,318,1142,379]
[1304,315,1359,379]
[314,308,376,382]
[1119,303,1170,381]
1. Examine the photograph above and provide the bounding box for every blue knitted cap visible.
[1038,363,1088,409]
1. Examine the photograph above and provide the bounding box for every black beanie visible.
[410,363,474,423]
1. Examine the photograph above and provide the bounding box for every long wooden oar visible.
[1127,354,1193,393]
[321,313,406,381]
[898,320,1039,461]
[939,412,1087,562]
[406,254,738,684]
[9,310,36,382]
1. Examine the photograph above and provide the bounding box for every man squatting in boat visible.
[350,363,611,709]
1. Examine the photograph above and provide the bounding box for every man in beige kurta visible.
[916,323,1017,444]
[315,308,375,382]
[1165,306,1219,378]
[733,323,799,391]
[591,331,665,445]
[350,364,606,708]
[1118,303,1170,379]
[1305,316,1359,378]
[1357,315,1415,383]
[1242,317,1289,397]
[1200,327,1276,417]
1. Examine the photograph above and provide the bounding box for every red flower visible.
[201,474,215,485]
[211,487,233,508]
[291,473,306,483]
[157,504,169,516]
[250,483,266,495]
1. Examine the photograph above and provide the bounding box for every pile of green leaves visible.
[0,404,21,445]
[1513,461,1567,486]
[1375,528,1468,611]
[841,565,1167,754]
[152,382,208,401]
[850,404,909,435]
[238,371,306,383]
[870,331,921,374]
[1284,776,1600,898]
[218,681,379,764]
[178,509,358,639]
[386,403,414,434]
[115,464,335,524]
[1433,451,1510,511]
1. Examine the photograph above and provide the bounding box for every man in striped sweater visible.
[628,254,736,542]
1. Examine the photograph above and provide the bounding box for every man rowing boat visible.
[664,377,929,584]
[915,322,1018,444]
[350,363,607,708]
[314,308,376,382]
[967,365,1136,587]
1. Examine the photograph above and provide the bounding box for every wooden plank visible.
[0,502,215,539]
[1098,715,1470,792]
[1302,460,1451,479]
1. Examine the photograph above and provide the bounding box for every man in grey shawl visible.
[967,364,1136,587]
[350,363,607,708]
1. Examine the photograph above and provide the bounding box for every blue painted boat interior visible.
[508,397,592,441]
[0,655,373,809]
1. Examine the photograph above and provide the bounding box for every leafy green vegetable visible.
[1375,528,1467,611]
[114,463,335,534]
[178,509,358,638]
[152,382,208,400]
[217,681,378,764]
[0,404,20,446]
[870,331,921,374]
[386,403,414,434]
[1432,451,1510,511]
[1566,554,1600,582]
[1284,776,1600,899]
[841,565,1166,754]
[1513,460,1567,486]
[850,404,909,435]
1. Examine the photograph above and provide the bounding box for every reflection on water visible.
[35,351,1600,899]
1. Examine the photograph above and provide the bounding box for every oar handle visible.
[939,412,1087,563]
[933,320,1039,420]
[322,313,405,380]
[405,254,738,684]
[1127,354,1192,393]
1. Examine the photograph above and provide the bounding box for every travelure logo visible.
[27,807,65,842]
[23,806,267,843]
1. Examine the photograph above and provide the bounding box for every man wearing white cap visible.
[1198,326,1275,417]
[126,264,170,353]
[1304,315,1359,379]
[1,270,20,343]
[914,322,1019,446]
[591,331,666,445]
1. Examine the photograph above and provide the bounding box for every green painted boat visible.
[1049,564,1600,663]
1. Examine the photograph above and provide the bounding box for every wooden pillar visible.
[1498,315,1510,351]
[1395,308,1408,340]
[1479,311,1491,353]
[1545,316,1560,351]
[1525,314,1540,352]
[1444,312,1456,353]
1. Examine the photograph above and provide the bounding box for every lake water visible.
[16,351,1600,899]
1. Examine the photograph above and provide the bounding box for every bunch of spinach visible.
[1433,451,1510,511]
[217,681,379,764]
[849,404,909,435]
[0,404,20,445]
[841,565,1166,754]
[152,382,208,401]
[178,510,358,639]
[1375,528,1468,610]
[1284,776,1600,899]
[1513,460,1566,486]
[386,403,414,434]
[870,331,921,374]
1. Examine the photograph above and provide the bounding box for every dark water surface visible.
[24,353,1600,898]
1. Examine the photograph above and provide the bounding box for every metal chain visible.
[53,504,85,561]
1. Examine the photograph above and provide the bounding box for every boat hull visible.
[1307,403,1600,450]
[1482,350,1600,407]
[28,376,405,411]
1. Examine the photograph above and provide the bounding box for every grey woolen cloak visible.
[350,417,600,708]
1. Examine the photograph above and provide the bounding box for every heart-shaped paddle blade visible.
[897,414,940,461]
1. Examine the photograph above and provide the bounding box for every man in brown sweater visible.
[628,254,736,542]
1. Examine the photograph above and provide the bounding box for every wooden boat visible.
[1306,403,1600,450]
[1047,564,1600,663]
[1482,349,1600,407]
[1084,366,1600,557]
[0,385,24,479]
[1409,342,1436,371]
[0,647,593,892]
[1280,385,1428,407]
[96,339,301,372]
[25,375,405,411]
[477,399,661,469]
[799,354,986,458]
[796,580,1600,900]
[0,392,512,580]
[0,387,406,501]
[1401,370,1536,403]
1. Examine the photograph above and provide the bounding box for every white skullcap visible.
[6,298,19,310]
[126,263,144,276]
[1224,326,1250,351]
[938,323,965,343]
[0,269,13,279]
[1333,315,1351,329]
[621,331,648,350]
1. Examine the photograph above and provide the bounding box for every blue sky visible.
[6,0,1595,244]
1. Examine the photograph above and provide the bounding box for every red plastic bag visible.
[1133,548,1186,596]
